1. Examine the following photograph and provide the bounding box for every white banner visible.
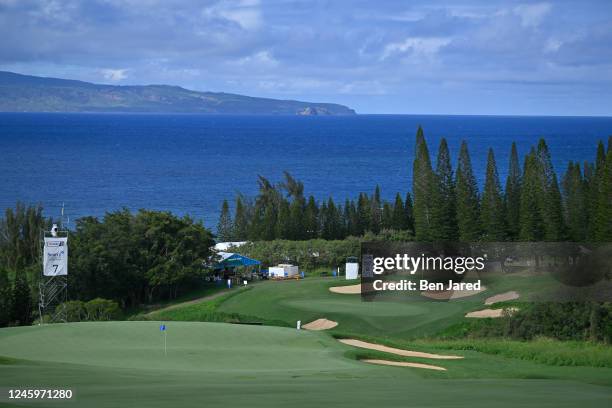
[43,237,68,276]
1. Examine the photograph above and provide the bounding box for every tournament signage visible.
[43,237,68,276]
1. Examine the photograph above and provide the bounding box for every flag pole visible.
[164,329,167,356]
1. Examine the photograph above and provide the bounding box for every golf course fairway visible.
[1,321,611,407]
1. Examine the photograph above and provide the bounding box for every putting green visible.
[1,322,611,407]
[0,321,358,372]
[217,278,477,336]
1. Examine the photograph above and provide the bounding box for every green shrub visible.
[63,300,87,322]
[84,298,121,321]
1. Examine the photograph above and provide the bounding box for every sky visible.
[0,0,611,115]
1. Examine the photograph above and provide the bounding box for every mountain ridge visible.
[0,71,356,115]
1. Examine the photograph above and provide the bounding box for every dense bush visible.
[239,238,360,270]
[61,298,121,322]
[69,209,215,308]
[439,302,612,343]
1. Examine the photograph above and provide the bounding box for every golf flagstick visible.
[160,322,167,356]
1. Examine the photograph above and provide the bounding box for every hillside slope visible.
[0,71,356,115]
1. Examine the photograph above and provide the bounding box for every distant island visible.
[0,71,356,115]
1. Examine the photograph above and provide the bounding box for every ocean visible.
[1,113,611,228]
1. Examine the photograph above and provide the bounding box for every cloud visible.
[381,37,451,60]
[0,0,610,115]
[202,0,262,30]
[100,68,128,82]
[513,2,552,27]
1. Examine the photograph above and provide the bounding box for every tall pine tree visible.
[480,148,506,240]
[304,196,319,239]
[562,162,587,241]
[535,139,564,240]
[433,138,457,240]
[216,200,233,242]
[519,149,544,241]
[412,126,436,240]
[593,147,612,241]
[404,192,415,232]
[504,142,521,240]
[233,196,249,240]
[455,141,481,241]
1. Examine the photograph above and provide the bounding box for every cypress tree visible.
[392,193,405,230]
[322,198,342,240]
[588,141,607,240]
[357,193,371,234]
[535,139,564,240]
[404,192,415,232]
[343,199,352,238]
[481,148,506,240]
[370,186,382,234]
[381,202,393,230]
[455,141,481,241]
[412,126,436,240]
[519,149,544,241]
[433,138,457,240]
[11,270,32,326]
[304,196,319,239]
[562,162,587,241]
[594,147,612,241]
[288,198,305,240]
[276,200,291,239]
[233,196,249,240]
[504,142,521,240]
[349,201,360,237]
[261,205,277,241]
[216,200,233,242]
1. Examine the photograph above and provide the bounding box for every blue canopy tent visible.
[214,252,261,269]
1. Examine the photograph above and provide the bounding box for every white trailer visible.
[269,264,299,278]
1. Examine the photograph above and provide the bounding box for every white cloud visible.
[513,3,552,28]
[100,68,128,82]
[235,50,278,67]
[203,0,262,30]
[381,37,451,60]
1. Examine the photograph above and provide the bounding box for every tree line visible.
[218,127,612,243]
[217,173,415,242]
[0,206,214,326]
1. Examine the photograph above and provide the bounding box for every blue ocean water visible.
[1,113,610,228]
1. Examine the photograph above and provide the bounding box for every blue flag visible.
[160,324,166,331]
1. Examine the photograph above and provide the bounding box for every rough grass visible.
[413,337,612,368]
[140,287,291,327]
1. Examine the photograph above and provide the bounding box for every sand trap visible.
[362,359,447,371]
[302,318,338,330]
[329,284,361,294]
[421,285,487,300]
[338,339,463,360]
[465,307,519,318]
[485,291,520,305]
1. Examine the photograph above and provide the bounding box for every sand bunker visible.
[421,285,487,300]
[485,291,520,305]
[338,339,463,360]
[465,307,518,318]
[362,359,447,371]
[302,318,338,330]
[329,284,361,294]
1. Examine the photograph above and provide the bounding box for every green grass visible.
[1,322,611,407]
[2,276,610,407]
[411,338,612,368]
[143,287,290,327]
